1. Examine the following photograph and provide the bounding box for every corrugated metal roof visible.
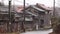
[0,5,15,12]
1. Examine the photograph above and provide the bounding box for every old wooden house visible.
[0,2,52,33]
[20,3,52,30]
[14,3,52,31]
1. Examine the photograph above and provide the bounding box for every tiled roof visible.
[15,3,52,13]
[31,5,45,12]
[16,5,24,13]
[25,10,38,16]
[0,5,14,12]
[36,3,52,11]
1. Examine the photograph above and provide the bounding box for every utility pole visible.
[22,0,25,32]
[53,0,56,33]
[7,0,12,32]
[53,0,55,17]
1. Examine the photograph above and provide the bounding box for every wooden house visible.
[20,3,52,30]
[0,2,52,32]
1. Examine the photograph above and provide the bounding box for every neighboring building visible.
[0,3,25,32]
[0,3,20,33]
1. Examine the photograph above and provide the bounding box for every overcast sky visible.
[0,0,58,7]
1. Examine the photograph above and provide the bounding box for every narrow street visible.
[21,29,52,34]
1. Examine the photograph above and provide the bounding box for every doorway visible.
[40,19,44,28]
